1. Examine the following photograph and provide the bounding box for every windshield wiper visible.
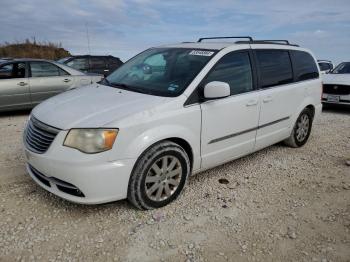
[110,82,153,95]
[111,82,130,89]
[99,78,111,86]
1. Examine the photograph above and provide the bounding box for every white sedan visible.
[0,59,103,112]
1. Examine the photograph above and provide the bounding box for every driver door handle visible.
[63,79,71,83]
[17,82,28,86]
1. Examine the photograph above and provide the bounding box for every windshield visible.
[331,62,350,74]
[57,57,72,64]
[104,48,216,97]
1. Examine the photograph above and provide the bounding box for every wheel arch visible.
[305,104,315,119]
[131,137,194,173]
[165,137,194,172]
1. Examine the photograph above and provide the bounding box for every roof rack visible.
[257,39,290,44]
[197,36,299,46]
[198,36,253,42]
[235,40,299,47]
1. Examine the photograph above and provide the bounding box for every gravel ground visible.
[0,108,349,262]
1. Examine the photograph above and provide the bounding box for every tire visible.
[127,141,190,210]
[284,108,313,148]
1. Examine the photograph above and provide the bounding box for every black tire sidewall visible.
[293,109,313,147]
[139,147,189,209]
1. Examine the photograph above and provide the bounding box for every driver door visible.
[200,50,260,169]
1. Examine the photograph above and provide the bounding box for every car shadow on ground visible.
[322,104,350,114]
[0,109,31,118]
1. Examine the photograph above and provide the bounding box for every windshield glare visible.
[331,62,350,74]
[105,48,216,96]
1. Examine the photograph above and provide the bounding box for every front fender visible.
[120,124,201,171]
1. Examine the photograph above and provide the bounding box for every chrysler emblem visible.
[334,85,338,90]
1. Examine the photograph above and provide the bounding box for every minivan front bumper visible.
[24,147,136,204]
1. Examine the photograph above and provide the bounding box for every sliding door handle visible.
[17,82,28,86]
[263,96,273,103]
[246,100,258,106]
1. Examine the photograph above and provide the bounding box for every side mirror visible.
[204,81,230,99]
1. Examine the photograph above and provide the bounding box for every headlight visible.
[63,129,118,153]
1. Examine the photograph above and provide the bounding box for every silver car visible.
[0,59,103,112]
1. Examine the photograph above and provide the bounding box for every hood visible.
[32,84,168,129]
[322,73,350,85]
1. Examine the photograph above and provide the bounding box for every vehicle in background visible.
[322,62,350,106]
[318,60,333,74]
[57,55,123,76]
[0,57,13,63]
[0,59,103,112]
[24,37,322,209]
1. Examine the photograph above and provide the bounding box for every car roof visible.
[0,58,53,64]
[159,40,306,52]
[161,42,235,50]
[69,55,120,58]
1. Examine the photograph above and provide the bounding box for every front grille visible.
[25,117,60,154]
[323,84,350,95]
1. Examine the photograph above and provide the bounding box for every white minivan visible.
[23,37,322,209]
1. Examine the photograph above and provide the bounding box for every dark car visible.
[57,55,123,76]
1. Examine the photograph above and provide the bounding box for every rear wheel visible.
[127,141,190,210]
[284,108,313,148]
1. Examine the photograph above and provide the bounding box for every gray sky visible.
[1,0,349,64]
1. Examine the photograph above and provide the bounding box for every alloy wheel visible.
[296,114,310,142]
[145,156,182,202]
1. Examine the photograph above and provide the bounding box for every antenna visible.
[85,22,91,55]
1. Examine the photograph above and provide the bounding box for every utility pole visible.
[85,22,91,55]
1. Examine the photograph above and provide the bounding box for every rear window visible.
[256,50,293,88]
[291,51,319,81]
[108,57,122,67]
[90,57,106,69]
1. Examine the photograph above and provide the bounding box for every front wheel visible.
[284,108,313,148]
[127,141,190,210]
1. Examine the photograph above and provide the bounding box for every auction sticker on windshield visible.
[189,50,214,56]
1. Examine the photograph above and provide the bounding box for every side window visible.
[291,51,319,81]
[256,50,293,88]
[0,63,26,79]
[67,58,89,71]
[30,62,61,77]
[318,62,331,71]
[90,57,106,69]
[0,64,14,79]
[204,51,253,95]
[58,68,69,76]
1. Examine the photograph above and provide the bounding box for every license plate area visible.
[327,95,340,103]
